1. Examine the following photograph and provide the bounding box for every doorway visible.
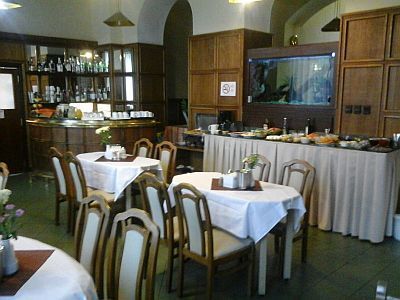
[0,64,27,173]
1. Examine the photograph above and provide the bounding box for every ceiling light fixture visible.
[228,0,262,4]
[321,0,340,32]
[0,1,21,10]
[104,0,134,27]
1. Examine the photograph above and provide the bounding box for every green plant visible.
[0,189,24,240]
[95,126,112,145]
[242,154,260,170]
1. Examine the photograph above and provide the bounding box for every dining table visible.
[0,236,97,300]
[167,172,305,295]
[76,152,162,208]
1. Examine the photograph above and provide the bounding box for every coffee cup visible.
[208,124,219,133]
[123,112,129,118]
[117,112,123,119]
[112,112,118,119]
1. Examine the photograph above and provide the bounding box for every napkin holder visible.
[222,172,239,189]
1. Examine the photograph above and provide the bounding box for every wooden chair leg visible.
[206,265,214,300]
[177,251,184,297]
[166,244,174,292]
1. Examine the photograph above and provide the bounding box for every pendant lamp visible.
[0,1,21,9]
[229,0,262,4]
[104,0,134,27]
[321,0,340,32]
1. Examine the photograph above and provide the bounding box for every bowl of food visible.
[300,137,310,144]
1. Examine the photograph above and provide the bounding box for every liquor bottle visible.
[98,59,104,73]
[57,58,63,72]
[43,60,50,72]
[70,56,76,73]
[64,56,71,72]
[102,88,108,100]
[75,85,80,102]
[49,59,56,73]
[76,57,81,74]
[305,118,312,136]
[282,117,288,135]
[56,87,61,102]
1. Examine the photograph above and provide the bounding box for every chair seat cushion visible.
[166,215,185,242]
[88,189,115,203]
[209,228,253,259]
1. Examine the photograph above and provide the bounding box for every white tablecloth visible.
[168,172,305,243]
[77,152,162,200]
[204,135,400,243]
[1,236,97,300]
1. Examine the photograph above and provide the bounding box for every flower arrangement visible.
[95,126,112,145]
[242,154,260,170]
[0,189,24,240]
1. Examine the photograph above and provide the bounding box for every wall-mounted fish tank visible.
[247,52,336,105]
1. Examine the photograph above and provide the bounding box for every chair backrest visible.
[0,162,9,189]
[104,208,159,300]
[173,183,213,260]
[252,155,271,182]
[64,151,88,202]
[74,194,110,294]
[48,147,67,196]
[154,141,177,183]
[135,171,173,240]
[278,159,316,214]
[133,138,154,158]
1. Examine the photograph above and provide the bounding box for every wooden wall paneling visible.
[387,10,400,59]
[138,44,165,74]
[190,73,216,106]
[189,36,216,71]
[141,103,165,124]
[51,127,66,143]
[139,74,165,102]
[383,63,400,111]
[382,115,400,137]
[0,42,24,61]
[243,30,273,50]
[342,13,387,62]
[339,65,383,136]
[217,31,242,70]
[217,71,241,106]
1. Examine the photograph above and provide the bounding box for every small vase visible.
[104,144,113,160]
[1,238,19,275]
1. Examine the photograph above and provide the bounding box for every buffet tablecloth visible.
[204,135,400,243]
[0,236,97,300]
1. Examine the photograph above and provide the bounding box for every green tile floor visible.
[7,173,400,299]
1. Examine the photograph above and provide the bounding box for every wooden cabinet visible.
[337,6,400,137]
[188,29,272,129]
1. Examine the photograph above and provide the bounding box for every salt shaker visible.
[120,147,127,159]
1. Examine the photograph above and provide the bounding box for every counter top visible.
[26,118,160,128]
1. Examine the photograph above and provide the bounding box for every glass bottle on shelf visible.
[75,85,80,102]
[43,59,50,72]
[56,58,63,72]
[70,57,76,73]
[64,57,71,72]
[49,59,56,73]
[76,57,81,74]
[305,118,312,135]
[102,88,108,100]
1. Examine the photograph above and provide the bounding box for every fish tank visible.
[247,53,336,105]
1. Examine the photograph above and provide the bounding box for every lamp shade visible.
[0,1,21,9]
[229,0,262,3]
[103,11,135,27]
[321,17,340,32]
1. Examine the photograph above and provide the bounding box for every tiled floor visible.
[7,173,400,299]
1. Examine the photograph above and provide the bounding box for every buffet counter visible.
[204,134,400,243]
[26,118,160,171]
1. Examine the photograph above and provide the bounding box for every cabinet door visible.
[190,73,216,106]
[387,11,400,59]
[382,115,400,137]
[339,65,383,136]
[342,13,387,62]
[384,64,400,111]
[217,32,242,70]
[190,36,216,71]
[189,107,217,129]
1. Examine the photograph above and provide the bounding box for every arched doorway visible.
[164,0,193,125]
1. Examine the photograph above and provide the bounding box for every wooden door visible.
[0,65,27,173]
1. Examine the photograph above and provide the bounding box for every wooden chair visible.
[252,154,271,182]
[64,151,115,233]
[74,194,110,297]
[103,208,159,300]
[135,171,180,292]
[0,162,9,189]
[271,159,316,265]
[133,138,154,158]
[153,141,177,184]
[173,183,254,299]
[48,147,68,226]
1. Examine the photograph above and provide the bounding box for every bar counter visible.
[26,118,160,171]
[203,134,400,243]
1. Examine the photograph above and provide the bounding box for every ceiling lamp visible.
[0,1,21,9]
[229,0,262,4]
[321,0,340,32]
[104,0,134,27]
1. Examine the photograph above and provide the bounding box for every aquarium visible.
[248,53,335,105]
